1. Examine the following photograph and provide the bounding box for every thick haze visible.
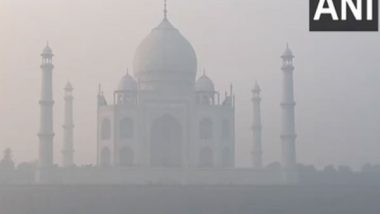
[0,0,379,169]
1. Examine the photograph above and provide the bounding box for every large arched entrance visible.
[150,114,182,167]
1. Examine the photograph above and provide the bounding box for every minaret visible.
[62,82,74,167]
[280,44,297,169]
[38,44,55,169]
[251,81,262,169]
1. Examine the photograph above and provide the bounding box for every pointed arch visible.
[199,118,213,140]
[222,147,232,167]
[119,147,134,167]
[101,118,111,140]
[100,147,111,167]
[221,119,230,140]
[199,147,214,168]
[119,117,134,139]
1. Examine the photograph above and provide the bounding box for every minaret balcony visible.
[39,100,55,105]
[281,64,294,71]
[40,64,54,70]
[280,102,296,107]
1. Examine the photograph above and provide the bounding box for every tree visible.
[0,148,15,170]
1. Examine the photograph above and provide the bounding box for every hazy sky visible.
[0,0,379,169]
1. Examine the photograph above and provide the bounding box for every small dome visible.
[196,75,215,92]
[117,73,138,91]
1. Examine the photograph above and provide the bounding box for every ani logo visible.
[310,0,378,31]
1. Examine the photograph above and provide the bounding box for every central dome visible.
[133,17,198,92]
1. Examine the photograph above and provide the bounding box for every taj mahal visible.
[36,3,298,185]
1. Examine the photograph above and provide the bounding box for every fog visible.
[0,0,380,169]
[1,185,380,214]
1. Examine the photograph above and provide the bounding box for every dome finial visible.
[164,0,168,19]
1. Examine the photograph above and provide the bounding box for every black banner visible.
[310,0,378,31]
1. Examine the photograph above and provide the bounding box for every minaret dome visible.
[41,43,54,58]
[281,43,294,59]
